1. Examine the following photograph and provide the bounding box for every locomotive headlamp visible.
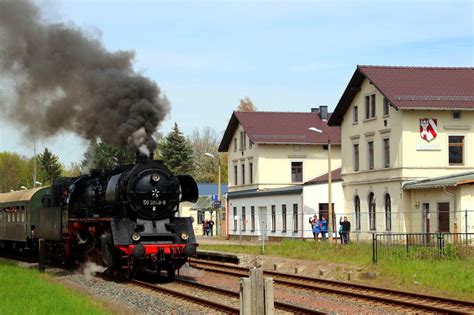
[180,232,189,241]
[151,173,161,182]
[131,232,141,242]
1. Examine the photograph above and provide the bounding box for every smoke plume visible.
[0,0,169,153]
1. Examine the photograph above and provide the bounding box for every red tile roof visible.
[218,111,341,152]
[329,66,474,126]
[305,168,342,185]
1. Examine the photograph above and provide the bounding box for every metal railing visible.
[372,232,474,262]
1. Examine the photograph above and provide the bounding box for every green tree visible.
[161,123,194,175]
[38,148,63,185]
[189,127,228,183]
[63,163,82,177]
[81,141,135,170]
[0,152,27,192]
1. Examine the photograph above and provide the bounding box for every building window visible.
[251,206,255,232]
[449,136,464,165]
[198,210,205,223]
[234,165,238,185]
[240,131,247,149]
[353,144,359,172]
[282,205,287,232]
[241,164,246,185]
[354,196,361,231]
[291,162,303,183]
[353,106,358,123]
[365,94,376,119]
[385,194,392,232]
[271,205,276,232]
[234,138,237,152]
[368,192,376,231]
[241,206,246,231]
[383,98,390,116]
[233,207,237,231]
[452,111,461,119]
[383,138,390,168]
[249,162,253,184]
[368,141,374,170]
[293,204,298,233]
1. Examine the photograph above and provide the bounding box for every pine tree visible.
[39,148,63,184]
[161,123,194,174]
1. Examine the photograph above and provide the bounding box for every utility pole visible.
[33,141,37,188]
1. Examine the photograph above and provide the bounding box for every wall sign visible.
[420,118,437,142]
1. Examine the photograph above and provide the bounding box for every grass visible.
[0,261,110,315]
[200,240,474,301]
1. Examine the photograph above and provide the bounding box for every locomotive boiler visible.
[0,154,198,279]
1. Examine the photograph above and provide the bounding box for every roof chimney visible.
[319,105,328,121]
[311,107,320,114]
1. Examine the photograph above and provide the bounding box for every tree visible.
[0,152,26,192]
[189,127,228,183]
[160,123,194,175]
[38,148,63,185]
[237,96,257,112]
[152,131,165,160]
[63,163,82,177]
[81,141,135,170]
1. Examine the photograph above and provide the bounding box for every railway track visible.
[132,277,323,314]
[189,258,474,314]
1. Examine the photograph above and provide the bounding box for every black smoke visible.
[0,0,169,153]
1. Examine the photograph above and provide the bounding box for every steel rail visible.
[189,259,474,314]
[131,279,240,314]
[174,277,325,315]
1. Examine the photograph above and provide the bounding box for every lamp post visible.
[204,152,221,235]
[308,127,333,240]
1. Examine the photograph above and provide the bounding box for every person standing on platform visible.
[208,218,215,236]
[320,216,328,241]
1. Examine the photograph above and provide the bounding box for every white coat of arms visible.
[420,118,437,142]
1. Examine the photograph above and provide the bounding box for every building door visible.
[259,206,268,240]
[422,203,430,244]
[437,203,450,233]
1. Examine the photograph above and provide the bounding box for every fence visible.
[372,232,474,262]
[225,208,474,242]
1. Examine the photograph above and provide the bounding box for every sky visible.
[0,0,473,166]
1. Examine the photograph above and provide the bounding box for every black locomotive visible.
[0,154,198,279]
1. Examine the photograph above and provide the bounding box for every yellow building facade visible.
[329,66,474,239]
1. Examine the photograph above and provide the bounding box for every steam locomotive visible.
[0,154,198,279]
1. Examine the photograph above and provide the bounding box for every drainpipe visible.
[443,186,457,235]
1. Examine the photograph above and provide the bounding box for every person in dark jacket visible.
[309,215,319,240]
[340,216,351,244]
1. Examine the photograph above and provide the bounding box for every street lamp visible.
[308,127,333,240]
[204,152,222,235]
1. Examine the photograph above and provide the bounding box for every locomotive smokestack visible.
[0,0,168,153]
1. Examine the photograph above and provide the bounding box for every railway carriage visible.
[0,187,51,250]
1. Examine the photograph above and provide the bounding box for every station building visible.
[218,107,342,240]
[328,66,474,239]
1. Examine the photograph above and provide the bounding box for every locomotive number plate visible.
[143,199,166,206]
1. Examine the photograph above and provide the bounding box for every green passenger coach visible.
[0,187,50,248]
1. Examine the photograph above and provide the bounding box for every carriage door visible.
[437,203,450,233]
[259,206,268,240]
